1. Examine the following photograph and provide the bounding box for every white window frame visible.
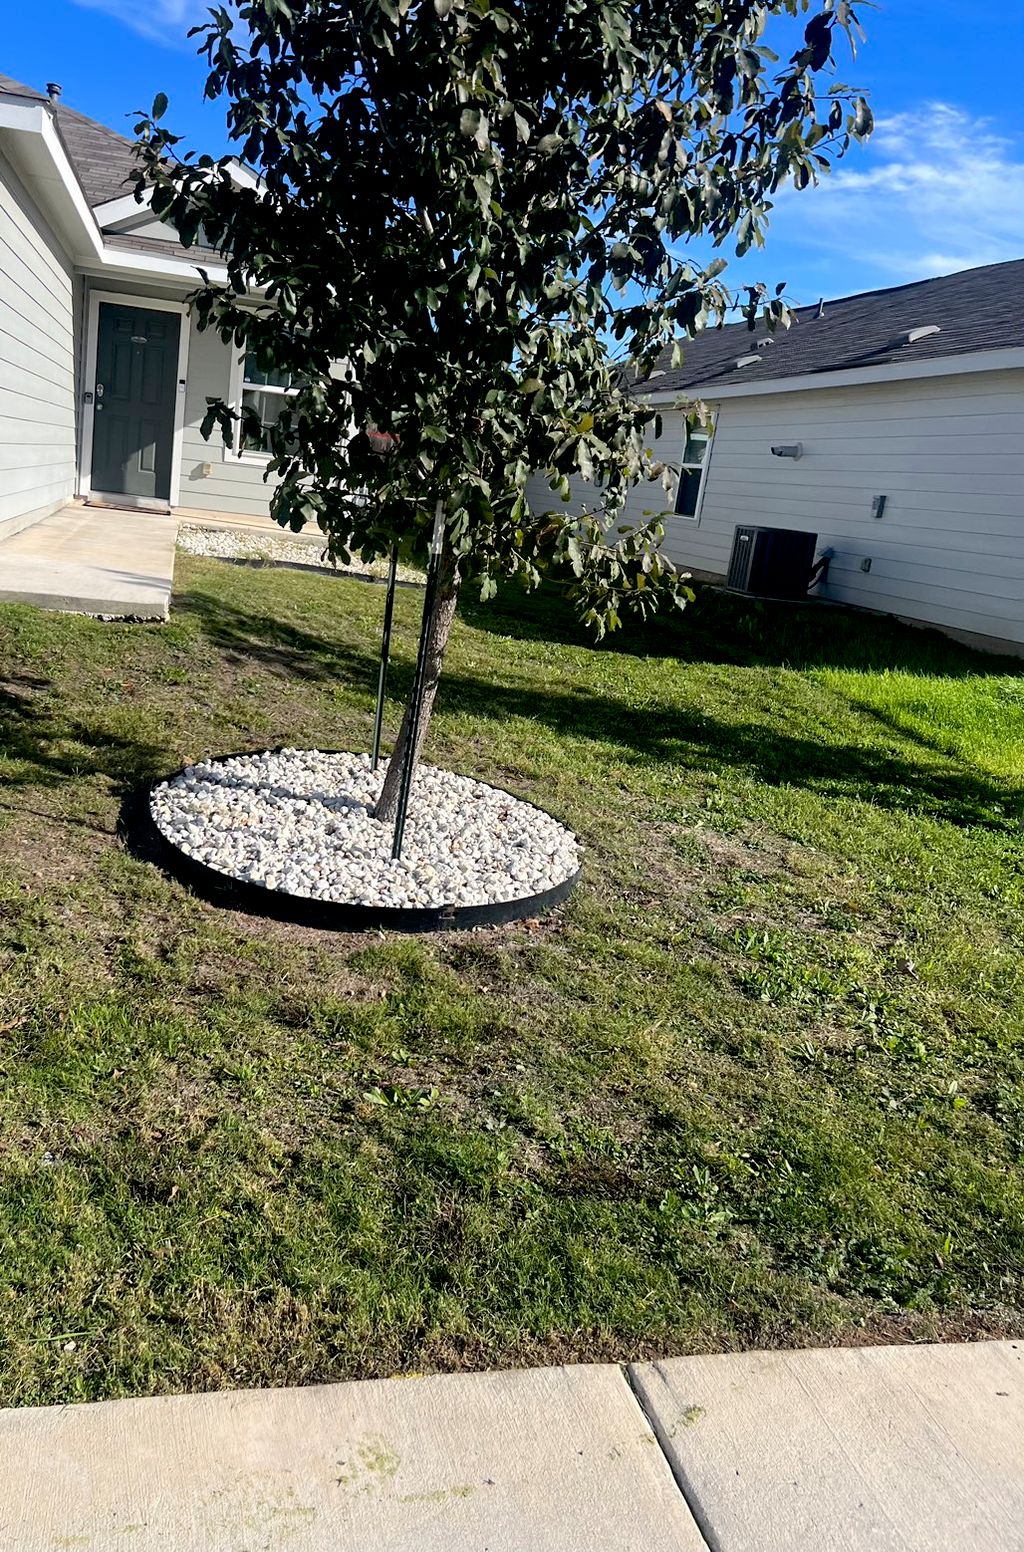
[226,349,298,464]
[673,415,715,523]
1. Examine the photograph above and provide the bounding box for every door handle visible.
[95,382,105,398]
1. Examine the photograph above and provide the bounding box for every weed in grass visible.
[362,1084,439,1111]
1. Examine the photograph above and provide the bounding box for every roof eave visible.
[0,99,245,290]
[92,159,264,230]
[0,97,104,260]
[641,346,1024,403]
[79,245,233,286]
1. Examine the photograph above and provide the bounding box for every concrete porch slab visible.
[0,1364,705,1552]
[0,505,178,619]
[630,1340,1024,1551]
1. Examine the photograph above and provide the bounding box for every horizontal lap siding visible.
[179,324,276,518]
[660,369,1024,645]
[0,148,76,527]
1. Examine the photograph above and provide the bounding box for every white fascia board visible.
[0,100,104,258]
[226,159,263,192]
[642,346,1024,404]
[0,97,47,130]
[93,190,148,227]
[94,156,262,227]
[77,246,232,284]
[0,99,243,291]
[38,110,103,256]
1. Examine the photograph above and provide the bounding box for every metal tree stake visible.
[364,424,400,776]
[370,544,399,772]
[391,501,446,860]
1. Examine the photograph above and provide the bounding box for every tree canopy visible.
[136,0,870,616]
[135,0,871,811]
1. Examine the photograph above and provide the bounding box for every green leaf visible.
[471,175,492,214]
[138,0,875,679]
[151,92,168,121]
[853,97,874,138]
[460,107,489,150]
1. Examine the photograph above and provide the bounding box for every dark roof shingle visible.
[103,231,225,267]
[641,259,1024,394]
[0,71,139,207]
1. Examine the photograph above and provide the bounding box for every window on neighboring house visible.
[674,420,712,519]
[236,352,298,457]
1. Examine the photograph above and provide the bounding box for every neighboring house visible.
[0,73,279,541]
[529,260,1024,654]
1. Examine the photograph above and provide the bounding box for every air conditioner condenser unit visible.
[726,525,819,600]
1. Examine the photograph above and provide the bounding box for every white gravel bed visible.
[150,749,581,911]
[177,525,422,584]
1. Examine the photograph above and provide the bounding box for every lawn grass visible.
[1,556,1023,1406]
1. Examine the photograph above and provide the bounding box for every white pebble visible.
[150,750,582,911]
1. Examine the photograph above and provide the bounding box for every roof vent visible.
[735,354,761,369]
[903,324,940,344]
[45,82,62,105]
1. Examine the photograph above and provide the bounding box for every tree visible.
[134,0,871,820]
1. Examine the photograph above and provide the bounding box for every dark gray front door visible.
[90,303,179,501]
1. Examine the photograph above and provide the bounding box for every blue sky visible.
[4,0,1023,307]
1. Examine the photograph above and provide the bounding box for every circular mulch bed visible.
[145,749,582,932]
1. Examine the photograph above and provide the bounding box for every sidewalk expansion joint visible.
[622,1362,720,1552]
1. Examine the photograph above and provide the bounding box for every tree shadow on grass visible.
[174,591,1023,838]
[447,676,1021,834]
[460,582,1024,680]
[0,675,169,794]
[176,589,381,689]
[6,585,1011,841]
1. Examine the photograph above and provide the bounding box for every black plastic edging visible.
[127,751,582,934]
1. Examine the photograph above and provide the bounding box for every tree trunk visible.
[374,535,461,823]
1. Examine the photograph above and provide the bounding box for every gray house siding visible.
[527,368,1024,651]
[0,145,78,534]
[661,369,1024,648]
[178,324,276,519]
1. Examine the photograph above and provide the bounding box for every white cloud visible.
[69,0,206,47]
[770,102,1024,287]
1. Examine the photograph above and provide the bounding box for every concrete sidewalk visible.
[0,1341,1021,1550]
[0,504,178,619]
